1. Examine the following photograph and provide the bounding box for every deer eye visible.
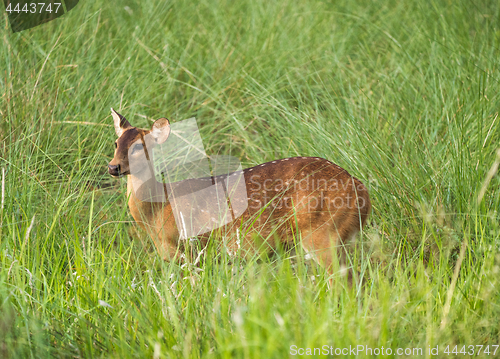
[131,143,143,154]
[114,142,117,148]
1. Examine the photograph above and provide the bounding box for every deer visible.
[107,108,371,284]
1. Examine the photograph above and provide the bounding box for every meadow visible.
[1,0,500,357]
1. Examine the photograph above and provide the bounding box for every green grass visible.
[1,0,500,357]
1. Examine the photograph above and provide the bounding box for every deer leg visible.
[299,225,356,288]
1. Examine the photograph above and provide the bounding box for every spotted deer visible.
[107,108,371,283]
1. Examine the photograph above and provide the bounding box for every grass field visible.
[1,0,500,357]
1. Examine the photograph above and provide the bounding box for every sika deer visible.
[107,109,371,283]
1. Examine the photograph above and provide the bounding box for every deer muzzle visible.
[108,164,121,177]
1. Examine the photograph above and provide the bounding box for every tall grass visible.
[1,0,500,357]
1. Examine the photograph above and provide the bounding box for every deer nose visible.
[108,164,120,176]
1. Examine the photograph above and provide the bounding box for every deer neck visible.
[126,173,171,224]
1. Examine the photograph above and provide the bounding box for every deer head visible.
[107,108,171,178]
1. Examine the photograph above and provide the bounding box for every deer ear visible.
[151,118,171,144]
[111,108,131,137]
